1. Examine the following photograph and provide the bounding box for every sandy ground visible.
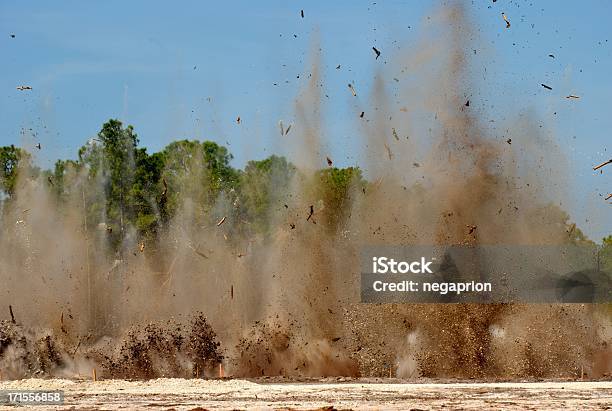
[0,378,610,410]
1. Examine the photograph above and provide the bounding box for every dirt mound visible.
[0,320,66,379]
[89,313,223,379]
[232,319,359,378]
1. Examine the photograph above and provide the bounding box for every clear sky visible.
[0,0,610,239]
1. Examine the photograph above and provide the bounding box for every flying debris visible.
[567,223,576,237]
[16,86,32,91]
[502,13,511,28]
[290,223,296,229]
[35,143,41,150]
[348,83,357,97]
[384,143,393,160]
[392,128,399,141]
[548,54,555,58]
[284,124,292,136]
[465,100,470,107]
[300,9,304,18]
[541,83,552,90]
[60,312,67,333]
[306,205,314,222]
[326,156,333,167]
[216,216,227,226]
[279,120,285,136]
[593,159,612,171]
[236,116,241,124]
[605,194,612,201]
[336,64,341,69]
[372,46,381,59]
[467,225,477,234]
[9,305,16,324]
[47,176,54,186]
[360,111,365,118]
[565,95,580,99]
[161,177,168,197]
[188,243,209,259]
[98,223,113,233]
[139,242,145,252]
[10,34,15,38]
[506,138,512,145]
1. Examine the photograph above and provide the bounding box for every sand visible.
[0,378,610,410]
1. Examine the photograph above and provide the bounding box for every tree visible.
[601,235,612,273]
[98,120,139,239]
[47,159,81,201]
[238,155,295,234]
[161,140,239,224]
[202,141,239,196]
[0,145,30,197]
[131,148,165,235]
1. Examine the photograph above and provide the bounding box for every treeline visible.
[0,119,365,248]
[1,119,608,257]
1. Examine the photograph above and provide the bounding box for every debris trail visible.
[9,305,15,324]
[372,46,381,59]
[502,13,511,28]
[593,159,612,171]
[306,205,314,221]
[348,83,357,96]
[279,120,285,136]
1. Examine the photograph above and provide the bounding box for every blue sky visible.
[0,0,611,239]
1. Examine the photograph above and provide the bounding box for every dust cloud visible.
[0,1,609,380]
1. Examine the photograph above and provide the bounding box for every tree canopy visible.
[0,118,607,261]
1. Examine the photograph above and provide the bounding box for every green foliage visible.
[98,120,139,237]
[312,166,365,232]
[202,141,239,195]
[161,139,239,224]
[601,235,612,273]
[3,118,608,262]
[238,155,295,234]
[49,159,80,200]
[131,149,164,234]
[75,120,165,245]
[0,145,30,197]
